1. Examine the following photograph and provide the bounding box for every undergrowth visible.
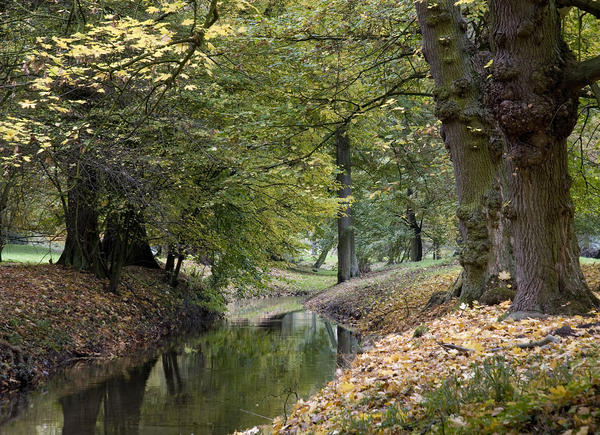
[420,352,600,434]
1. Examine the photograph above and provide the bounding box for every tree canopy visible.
[1,0,600,314]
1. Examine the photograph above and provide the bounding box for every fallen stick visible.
[436,341,475,354]
[490,334,560,352]
[515,334,559,349]
[437,334,560,355]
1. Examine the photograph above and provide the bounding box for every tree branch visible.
[558,0,600,18]
[566,54,600,89]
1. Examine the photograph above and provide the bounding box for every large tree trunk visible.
[57,177,105,277]
[103,359,156,434]
[336,126,360,283]
[488,0,599,314]
[103,209,160,293]
[170,254,184,287]
[103,213,127,294]
[416,0,512,302]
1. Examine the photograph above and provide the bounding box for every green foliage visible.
[340,404,409,435]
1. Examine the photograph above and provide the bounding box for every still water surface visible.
[1,298,358,434]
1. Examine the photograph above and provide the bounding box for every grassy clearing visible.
[227,296,305,323]
[304,259,460,330]
[0,244,62,264]
[268,266,337,296]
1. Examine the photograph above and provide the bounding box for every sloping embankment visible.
[0,264,218,415]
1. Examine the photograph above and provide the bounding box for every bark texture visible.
[0,181,10,263]
[416,0,512,302]
[58,176,105,277]
[488,0,599,314]
[336,127,360,283]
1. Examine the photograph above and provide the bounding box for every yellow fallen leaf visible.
[339,382,355,393]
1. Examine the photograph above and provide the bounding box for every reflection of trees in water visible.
[336,326,359,368]
[0,391,30,427]
[55,312,358,435]
[59,358,156,435]
[140,312,339,433]
[162,350,183,396]
[59,383,104,435]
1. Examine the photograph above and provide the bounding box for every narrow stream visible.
[1,297,359,434]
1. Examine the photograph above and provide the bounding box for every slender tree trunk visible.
[165,252,175,273]
[432,241,441,260]
[416,0,512,302]
[406,188,423,262]
[0,180,13,263]
[488,0,598,314]
[170,254,184,287]
[336,126,359,283]
[313,238,334,271]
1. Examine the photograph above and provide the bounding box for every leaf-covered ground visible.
[0,264,217,402]
[240,262,600,434]
[305,260,460,332]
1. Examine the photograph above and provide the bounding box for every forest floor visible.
[238,260,600,434]
[0,263,219,415]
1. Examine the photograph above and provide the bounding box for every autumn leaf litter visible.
[241,263,600,434]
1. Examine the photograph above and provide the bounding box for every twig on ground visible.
[435,341,474,354]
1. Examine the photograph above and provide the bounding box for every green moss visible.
[413,324,430,338]
[479,286,515,306]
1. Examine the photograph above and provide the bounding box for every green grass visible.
[580,256,600,264]
[270,265,338,295]
[0,244,63,264]
[227,296,305,322]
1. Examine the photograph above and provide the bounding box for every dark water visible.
[0,298,358,435]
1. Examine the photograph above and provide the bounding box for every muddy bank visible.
[0,264,219,417]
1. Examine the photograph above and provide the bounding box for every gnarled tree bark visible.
[416,0,513,303]
[57,175,105,278]
[488,0,599,314]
